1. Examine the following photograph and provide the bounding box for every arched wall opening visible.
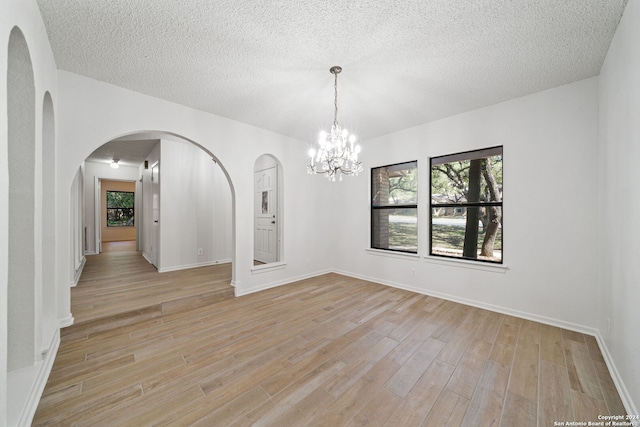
[253,154,284,266]
[71,130,236,298]
[7,26,36,370]
[40,92,57,351]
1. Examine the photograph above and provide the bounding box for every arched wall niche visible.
[253,154,284,266]
[39,91,56,352]
[7,25,36,370]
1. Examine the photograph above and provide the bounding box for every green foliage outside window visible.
[430,146,503,263]
[371,161,418,253]
[107,191,134,227]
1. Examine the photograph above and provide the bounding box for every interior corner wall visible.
[598,0,640,414]
[158,139,232,271]
[332,77,600,332]
[83,162,140,253]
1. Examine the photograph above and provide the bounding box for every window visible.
[106,190,135,227]
[371,161,418,253]
[430,146,502,263]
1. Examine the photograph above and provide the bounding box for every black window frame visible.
[106,190,135,227]
[371,160,418,254]
[429,146,503,264]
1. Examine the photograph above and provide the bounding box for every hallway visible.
[71,242,232,324]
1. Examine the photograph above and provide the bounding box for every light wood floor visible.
[34,243,626,426]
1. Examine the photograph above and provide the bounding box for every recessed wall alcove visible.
[7,26,36,370]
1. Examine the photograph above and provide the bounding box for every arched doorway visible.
[79,131,234,275]
[67,131,235,323]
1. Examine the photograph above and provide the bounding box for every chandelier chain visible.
[333,71,339,127]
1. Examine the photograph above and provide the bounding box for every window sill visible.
[424,255,508,273]
[251,261,287,274]
[365,248,420,261]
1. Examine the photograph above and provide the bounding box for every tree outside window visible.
[106,190,135,227]
[430,147,502,263]
[371,161,418,253]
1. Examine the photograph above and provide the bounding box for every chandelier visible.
[307,66,362,181]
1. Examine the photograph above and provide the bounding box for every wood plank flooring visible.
[33,243,627,426]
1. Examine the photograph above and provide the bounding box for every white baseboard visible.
[333,268,599,336]
[594,332,638,417]
[8,329,60,426]
[332,268,639,415]
[234,268,332,297]
[158,259,232,273]
[59,314,74,328]
[141,251,154,266]
[251,261,287,274]
[70,256,86,287]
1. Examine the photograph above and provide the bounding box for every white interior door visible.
[254,166,277,263]
[150,162,160,268]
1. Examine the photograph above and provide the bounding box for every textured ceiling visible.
[86,132,196,167]
[85,135,160,168]
[38,0,628,144]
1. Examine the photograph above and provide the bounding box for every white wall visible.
[333,77,601,332]
[159,138,232,271]
[1,0,61,425]
[83,161,141,254]
[55,70,335,296]
[598,0,640,414]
